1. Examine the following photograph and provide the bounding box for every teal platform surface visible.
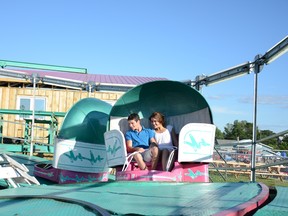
[0,153,270,215]
[254,186,288,215]
[0,181,268,216]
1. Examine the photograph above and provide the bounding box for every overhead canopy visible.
[109,80,213,133]
[58,98,112,144]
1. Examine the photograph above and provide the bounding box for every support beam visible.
[0,109,66,117]
[191,62,251,90]
[0,59,87,74]
[0,68,29,80]
[42,76,86,90]
[262,35,288,65]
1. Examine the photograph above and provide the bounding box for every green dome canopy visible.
[58,98,112,144]
[109,80,213,133]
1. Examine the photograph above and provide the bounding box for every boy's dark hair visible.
[128,113,140,121]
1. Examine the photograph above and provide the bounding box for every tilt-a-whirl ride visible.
[34,80,216,184]
[1,35,288,215]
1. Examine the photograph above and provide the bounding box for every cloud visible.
[211,106,245,115]
[207,94,237,101]
[208,94,288,106]
[238,96,253,104]
[207,95,223,100]
[239,95,288,106]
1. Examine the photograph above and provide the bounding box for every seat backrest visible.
[109,108,212,135]
[109,116,150,135]
[104,129,127,167]
[178,123,216,162]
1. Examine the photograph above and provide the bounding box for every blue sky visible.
[1,0,288,133]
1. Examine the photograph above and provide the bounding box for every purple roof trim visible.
[21,70,168,85]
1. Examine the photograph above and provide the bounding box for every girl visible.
[149,112,178,171]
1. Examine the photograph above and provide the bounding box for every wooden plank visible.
[73,91,81,104]
[80,91,89,99]
[52,91,60,112]
[66,91,74,110]
[59,90,67,111]
[0,88,2,108]
[2,88,9,137]
[17,86,24,95]
[37,89,46,97]
[9,88,17,137]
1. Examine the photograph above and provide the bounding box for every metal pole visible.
[88,84,92,97]
[250,56,261,182]
[30,74,37,156]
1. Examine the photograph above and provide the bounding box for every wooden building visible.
[0,77,122,145]
[0,66,167,146]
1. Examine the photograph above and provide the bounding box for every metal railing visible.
[0,115,59,154]
[211,129,288,182]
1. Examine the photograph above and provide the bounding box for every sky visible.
[1,0,288,133]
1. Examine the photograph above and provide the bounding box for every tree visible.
[272,134,288,150]
[258,129,277,148]
[281,135,288,150]
[215,127,224,139]
[223,120,253,140]
[220,120,288,150]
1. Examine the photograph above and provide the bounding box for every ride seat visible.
[104,129,139,171]
[178,123,216,163]
[0,154,40,188]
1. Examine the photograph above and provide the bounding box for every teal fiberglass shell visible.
[57,98,112,144]
[109,80,213,121]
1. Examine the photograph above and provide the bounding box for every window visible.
[17,96,46,120]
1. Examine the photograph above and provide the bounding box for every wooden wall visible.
[0,85,123,144]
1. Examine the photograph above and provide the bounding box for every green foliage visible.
[274,134,288,150]
[223,120,253,140]
[282,136,288,149]
[259,129,278,149]
[219,120,288,149]
[215,127,224,139]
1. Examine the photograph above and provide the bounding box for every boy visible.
[125,113,159,170]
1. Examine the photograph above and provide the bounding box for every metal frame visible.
[187,36,288,182]
[0,59,87,73]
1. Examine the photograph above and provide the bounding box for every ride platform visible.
[254,186,288,215]
[0,180,269,216]
[0,153,273,216]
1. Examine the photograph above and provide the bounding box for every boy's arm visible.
[126,139,145,153]
[126,139,134,153]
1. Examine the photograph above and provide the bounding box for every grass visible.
[20,152,288,187]
[210,171,288,187]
